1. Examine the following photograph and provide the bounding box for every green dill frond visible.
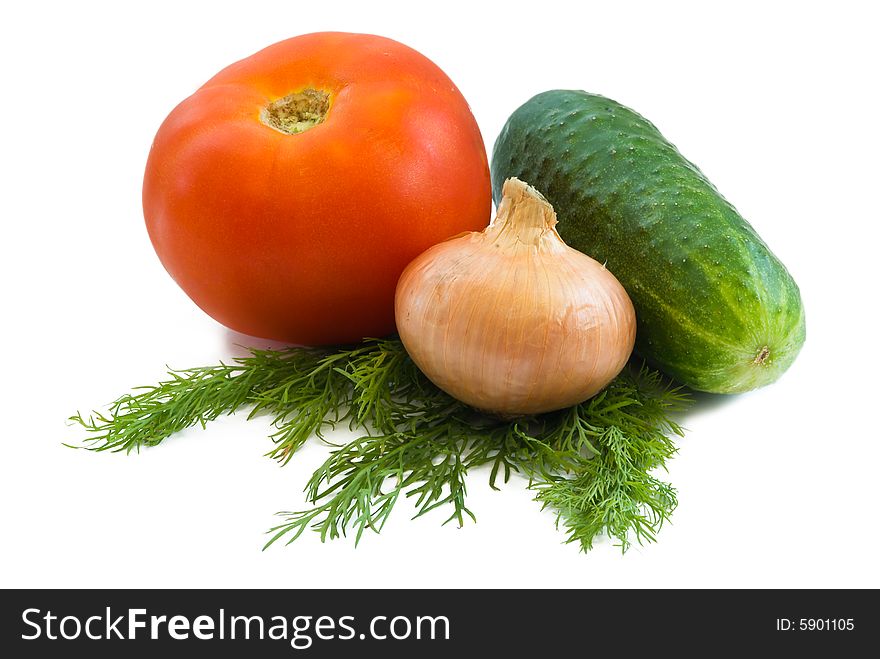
[250,347,359,464]
[70,339,690,553]
[69,361,269,453]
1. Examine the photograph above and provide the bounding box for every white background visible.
[1,0,878,589]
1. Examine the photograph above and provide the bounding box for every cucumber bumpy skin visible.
[491,90,805,393]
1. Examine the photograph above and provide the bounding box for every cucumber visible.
[491,90,805,393]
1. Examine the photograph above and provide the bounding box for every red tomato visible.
[143,32,490,344]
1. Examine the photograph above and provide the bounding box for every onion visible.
[395,178,636,416]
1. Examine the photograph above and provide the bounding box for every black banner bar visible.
[1,589,876,656]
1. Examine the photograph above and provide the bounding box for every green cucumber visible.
[491,90,805,393]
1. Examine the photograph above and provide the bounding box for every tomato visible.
[143,32,490,345]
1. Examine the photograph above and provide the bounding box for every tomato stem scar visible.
[261,88,330,134]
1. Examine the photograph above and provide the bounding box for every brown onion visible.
[395,178,636,416]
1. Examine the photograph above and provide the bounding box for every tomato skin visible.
[143,32,490,345]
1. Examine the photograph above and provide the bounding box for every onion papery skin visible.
[395,178,636,416]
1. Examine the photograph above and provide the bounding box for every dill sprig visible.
[70,338,689,553]
[69,346,350,459]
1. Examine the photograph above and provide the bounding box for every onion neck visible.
[485,178,565,250]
